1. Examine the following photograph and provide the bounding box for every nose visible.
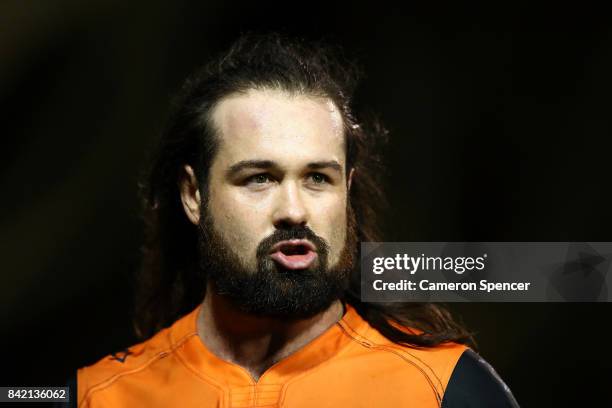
[272,181,309,229]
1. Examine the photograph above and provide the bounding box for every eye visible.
[308,172,329,184]
[246,173,273,185]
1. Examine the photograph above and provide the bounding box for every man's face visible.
[192,88,355,317]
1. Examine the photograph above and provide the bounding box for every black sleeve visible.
[442,349,520,408]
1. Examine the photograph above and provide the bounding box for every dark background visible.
[2,1,611,406]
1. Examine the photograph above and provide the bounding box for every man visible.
[77,33,518,407]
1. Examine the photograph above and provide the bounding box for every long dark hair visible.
[135,33,473,348]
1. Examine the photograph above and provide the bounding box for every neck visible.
[197,284,344,382]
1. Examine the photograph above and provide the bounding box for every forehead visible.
[210,88,345,167]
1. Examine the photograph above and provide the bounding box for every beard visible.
[197,206,358,319]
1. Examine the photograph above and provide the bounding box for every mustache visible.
[255,226,330,259]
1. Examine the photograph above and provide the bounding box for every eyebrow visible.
[226,159,343,178]
[306,160,343,173]
[226,160,275,178]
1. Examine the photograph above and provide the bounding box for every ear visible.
[179,165,201,225]
[347,167,355,192]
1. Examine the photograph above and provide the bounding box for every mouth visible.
[269,239,318,270]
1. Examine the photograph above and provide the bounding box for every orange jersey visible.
[78,304,468,407]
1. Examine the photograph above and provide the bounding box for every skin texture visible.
[179,88,353,381]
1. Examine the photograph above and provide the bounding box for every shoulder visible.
[442,349,519,407]
[77,310,198,407]
[77,328,171,406]
[352,319,469,373]
[341,304,469,376]
[341,314,470,402]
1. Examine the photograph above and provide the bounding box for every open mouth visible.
[269,240,318,270]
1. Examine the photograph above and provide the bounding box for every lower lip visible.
[269,250,317,270]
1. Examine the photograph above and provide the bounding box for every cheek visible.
[331,211,348,251]
[312,198,348,255]
[207,186,267,252]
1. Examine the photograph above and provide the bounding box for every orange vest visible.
[78,304,467,407]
